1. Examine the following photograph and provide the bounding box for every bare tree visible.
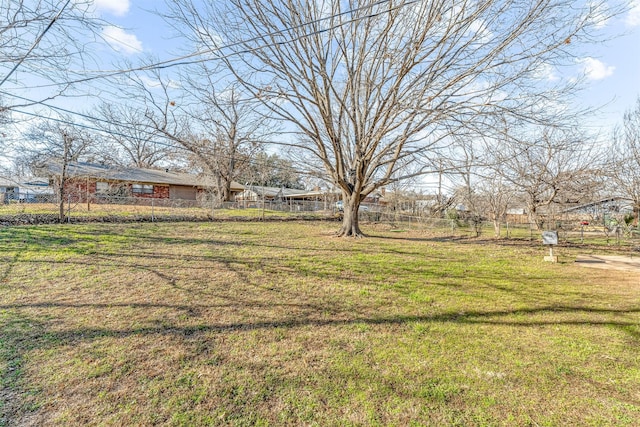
[125,66,274,202]
[182,79,275,202]
[496,127,602,228]
[610,96,640,225]
[447,139,487,236]
[0,1,106,109]
[91,102,176,169]
[444,136,515,237]
[21,120,96,221]
[475,174,515,238]
[238,152,305,190]
[166,0,624,236]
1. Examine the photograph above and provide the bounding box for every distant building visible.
[39,161,244,202]
[561,197,634,218]
[0,177,54,203]
[236,185,309,202]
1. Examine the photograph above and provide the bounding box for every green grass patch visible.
[0,221,639,426]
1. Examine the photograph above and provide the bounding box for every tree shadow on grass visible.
[3,303,638,344]
[1,303,638,425]
[0,252,21,284]
[2,245,622,314]
[0,311,49,426]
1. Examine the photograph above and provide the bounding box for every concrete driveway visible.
[575,255,640,272]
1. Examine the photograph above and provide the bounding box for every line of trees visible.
[161,0,631,236]
[1,0,638,237]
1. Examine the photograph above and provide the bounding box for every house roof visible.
[242,185,309,198]
[43,161,244,191]
[0,177,53,194]
[0,177,19,187]
[561,197,633,213]
[282,190,335,199]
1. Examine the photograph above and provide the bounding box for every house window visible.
[132,184,154,194]
[96,182,109,193]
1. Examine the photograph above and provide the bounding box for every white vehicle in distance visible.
[335,201,369,212]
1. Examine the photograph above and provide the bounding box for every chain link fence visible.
[1,195,639,247]
[361,210,640,248]
[0,194,336,224]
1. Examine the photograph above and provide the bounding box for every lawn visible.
[0,221,639,426]
[0,201,319,222]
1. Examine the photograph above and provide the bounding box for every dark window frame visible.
[132,184,154,195]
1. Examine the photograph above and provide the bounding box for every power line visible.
[0,0,420,145]
[8,0,417,90]
[1,0,430,182]
[11,108,185,151]
[0,90,167,140]
[6,108,322,179]
[2,91,121,126]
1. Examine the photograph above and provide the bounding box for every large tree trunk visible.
[337,200,364,237]
[528,204,542,230]
[222,179,231,202]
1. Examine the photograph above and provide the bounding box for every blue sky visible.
[576,4,640,129]
[89,0,640,130]
[4,0,640,152]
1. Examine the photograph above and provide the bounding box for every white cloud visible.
[139,76,181,90]
[627,0,640,26]
[102,26,143,54]
[139,76,162,88]
[586,1,610,29]
[579,57,615,80]
[467,19,493,44]
[534,63,560,81]
[93,0,130,17]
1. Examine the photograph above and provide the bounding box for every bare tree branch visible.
[166,0,626,236]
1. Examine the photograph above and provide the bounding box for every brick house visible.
[41,161,244,203]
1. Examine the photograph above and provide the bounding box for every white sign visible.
[542,231,558,245]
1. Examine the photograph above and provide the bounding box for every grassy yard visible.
[0,202,317,221]
[0,221,638,426]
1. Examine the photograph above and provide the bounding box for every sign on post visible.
[542,231,558,262]
[542,231,558,246]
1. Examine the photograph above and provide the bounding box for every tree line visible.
[1,0,637,236]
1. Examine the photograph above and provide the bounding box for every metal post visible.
[86,177,90,212]
[151,198,155,222]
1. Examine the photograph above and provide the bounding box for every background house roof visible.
[0,177,19,188]
[43,161,243,190]
[282,190,338,199]
[561,197,634,214]
[0,177,53,196]
[241,185,309,198]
